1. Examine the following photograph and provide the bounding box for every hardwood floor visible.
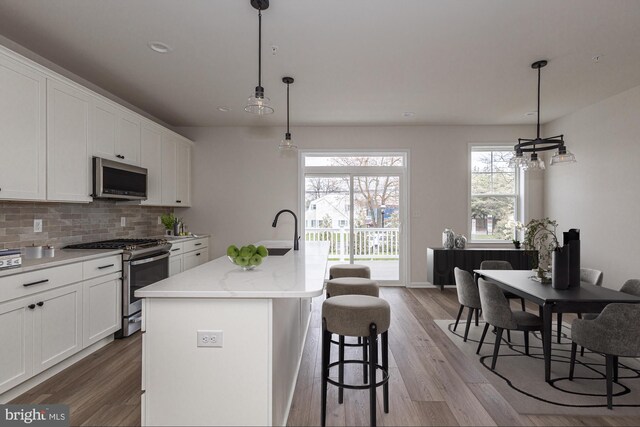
[11,288,640,426]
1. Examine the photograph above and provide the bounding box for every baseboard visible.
[0,336,114,404]
[408,282,455,289]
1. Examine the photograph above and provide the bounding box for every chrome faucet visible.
[272,209,299,250]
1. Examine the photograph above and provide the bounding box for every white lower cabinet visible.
[0,256,123,396]
[0,297,33,394]
[183,247,209,270]
[168,256,183,278]
[32,283,83,375]
[168,238,209,276]
[83,274,121,347]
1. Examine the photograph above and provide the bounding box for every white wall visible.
[177,124,540,285]
[543,85,640,289]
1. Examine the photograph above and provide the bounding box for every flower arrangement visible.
[522,217,559,271]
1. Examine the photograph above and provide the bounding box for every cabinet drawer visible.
[168,242,184,257]
[184,237,208,253]
[0,262,83,303]
[183,247,209,270]
[83,255,122,280]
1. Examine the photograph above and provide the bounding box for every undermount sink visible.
[266,248,292,256]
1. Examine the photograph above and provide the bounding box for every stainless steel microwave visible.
[92,157,148,200]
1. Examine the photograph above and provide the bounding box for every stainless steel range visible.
[65,238,171,337]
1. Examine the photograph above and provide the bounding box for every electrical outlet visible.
[197,330,223,348]
[33,219,43,233]
[121,217,126,227]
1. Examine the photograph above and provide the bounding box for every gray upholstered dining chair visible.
[476,279,544,370]
[562,268,604,346]
[569,303,640,409]
[479,260,526,311]
[453,267,481,342]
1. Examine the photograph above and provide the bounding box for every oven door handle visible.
[130,252,170,266]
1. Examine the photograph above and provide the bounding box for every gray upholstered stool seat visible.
[327,277,379,298]
[323,295,390,337]
[329,264,371,280]
[321,294,390,426]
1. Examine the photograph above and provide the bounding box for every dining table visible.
[473,269,640,383]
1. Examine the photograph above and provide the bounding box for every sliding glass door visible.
[302,153,407,285]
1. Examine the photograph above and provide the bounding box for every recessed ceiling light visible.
[148,41,172,54]
[217,106,231,112]
[592,54,603,63]
[402,112,416,118]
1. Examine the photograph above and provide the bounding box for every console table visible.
[427,247,537,290]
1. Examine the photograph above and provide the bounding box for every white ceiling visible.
[1,0,639,127]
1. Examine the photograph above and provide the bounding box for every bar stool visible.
[321,295,390,427]
[329,264,371,280]
[326,277,379,390]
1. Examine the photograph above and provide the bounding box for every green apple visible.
[247,244,257,255]
[249,254,263,266]
[227,245,240,258]
[236,256,250,267]
[256,245,268,257]
[239,246,252,257]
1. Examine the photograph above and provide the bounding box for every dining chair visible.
[561,268,604,345]
[453,268,481,342]
[476,279,544,370]
[479,260,526,311]
[569,303,640,409]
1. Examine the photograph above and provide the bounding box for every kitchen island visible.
[135,241,328,426]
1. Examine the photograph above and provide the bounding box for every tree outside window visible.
[470,148,519,241]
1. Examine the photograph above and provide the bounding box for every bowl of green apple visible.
[227,244,269,271]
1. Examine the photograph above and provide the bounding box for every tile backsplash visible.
[0,201,173,250]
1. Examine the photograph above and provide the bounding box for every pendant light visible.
[244,0,274,115]
[510,60,576,171]
[279,77,298,150]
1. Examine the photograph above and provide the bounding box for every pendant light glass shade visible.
[278,135,297,151]
[245,91,274,115]
[550,147,577,165]
[523,153,546,171]
[245,1,273,115]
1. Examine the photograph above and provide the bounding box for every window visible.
[469,146,520,241]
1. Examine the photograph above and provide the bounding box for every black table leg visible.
[543,303,553,382]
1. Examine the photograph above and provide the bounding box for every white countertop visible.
[0,248,123,278]
[135,240,329,299]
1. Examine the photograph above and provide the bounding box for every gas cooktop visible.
[65,238,168,251]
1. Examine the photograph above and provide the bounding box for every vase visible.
[552,247,570,290]
[454,234,467,249]
[442,229,455,249]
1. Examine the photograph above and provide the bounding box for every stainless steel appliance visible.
[92,157,148,200]
[65,238,171,337]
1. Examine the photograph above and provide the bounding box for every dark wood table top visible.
[474,270,640,305]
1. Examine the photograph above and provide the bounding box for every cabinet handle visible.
[37,302,44,307]
[194,243,202,246]
[116,154,125,159]
[28,304,36,310]
[171,248,180,252]
[195,253,201,256]
[176,200,182,203]
[98,264,115,269]
[23,279,49,287]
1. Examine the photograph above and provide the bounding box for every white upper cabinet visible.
[46,79,92,202]
[0,54,47,201]
[116,109,141,165]
[176,139,191,207]
[161,134,178,206]
[160,133,192,207]
[90,97,118,161]
[90,98,141,166]
[141,122,163,205]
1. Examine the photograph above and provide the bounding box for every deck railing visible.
[305,227,399,260]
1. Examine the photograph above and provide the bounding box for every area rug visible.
[435,319,640,415]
